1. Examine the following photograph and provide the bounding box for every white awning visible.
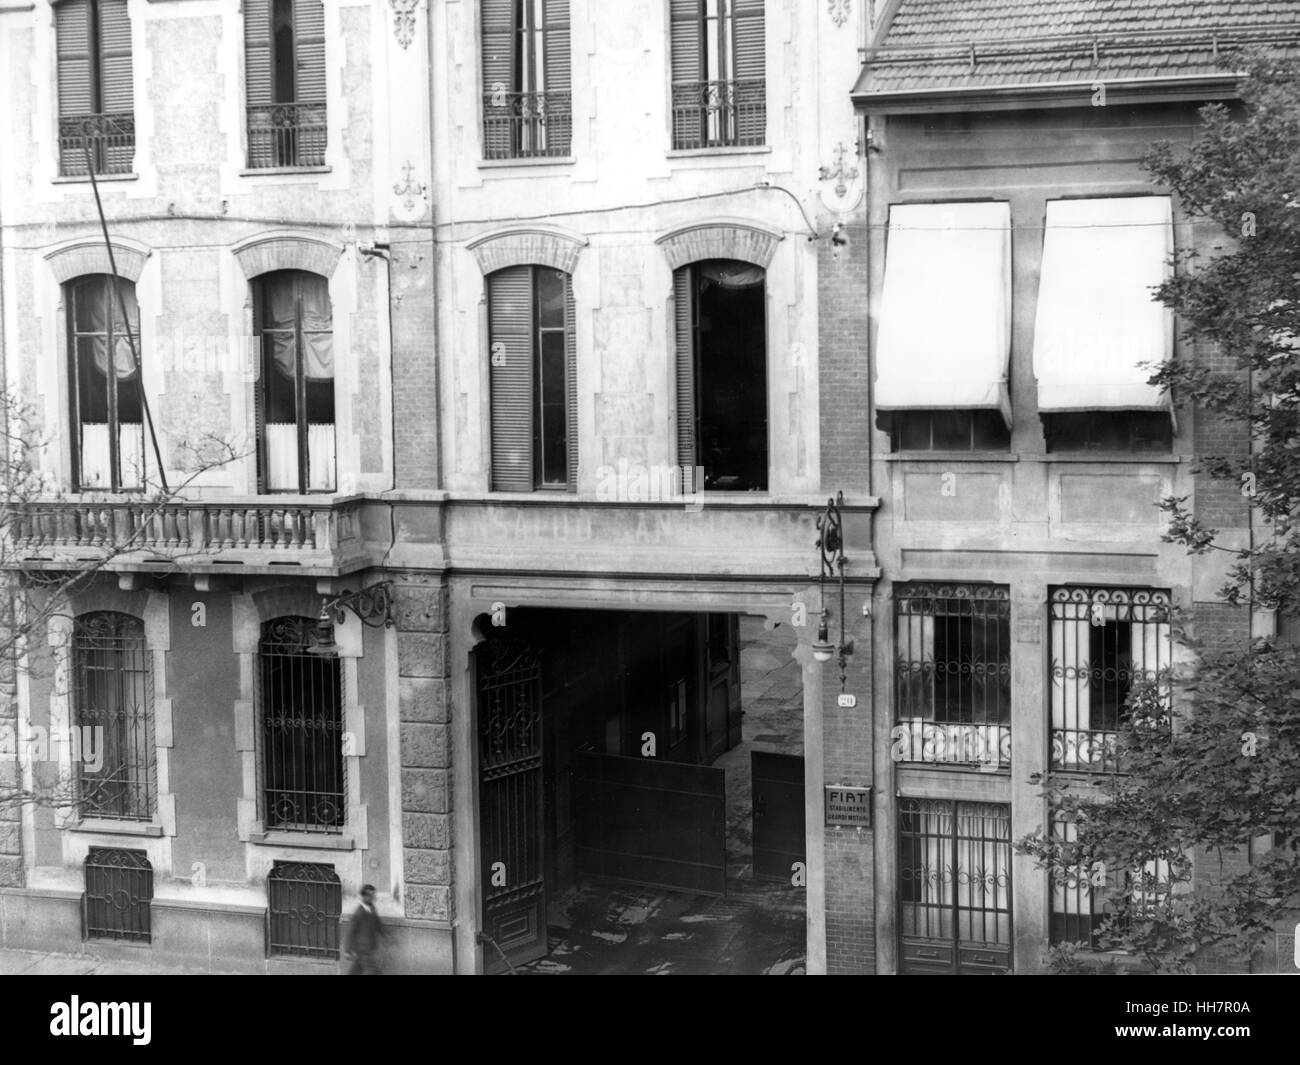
[875,201,1012,422]
[1033,196,1174,412]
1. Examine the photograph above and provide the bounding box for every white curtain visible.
[265,422,336,491]
[876,201,1012,421]
[79,423,144,489]
[1033,196,1174,412]
[307,423,336,491]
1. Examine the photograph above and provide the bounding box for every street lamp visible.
[306,581,395,654]
[815,492,853,690]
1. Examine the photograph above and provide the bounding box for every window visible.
[481,0,572,159]
[84,847,152,942]
[674,260,767,491]
[487,265,577,491]
[670,0,765,149]
[55,0,134,176]
[875,202,1012,437]
[72,612,155,820]
[67,275,145,492]
[254,270,336,493]
[882,410,1010,452]
[267,861,341,957]
[894,583,1011,769]
[1043,411,1172,453]
[258,618,345,832]
[1049,587,1172,772]
[245,0,327,168]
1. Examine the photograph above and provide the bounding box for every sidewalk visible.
[0,947,227,976]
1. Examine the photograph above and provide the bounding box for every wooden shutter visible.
[488,267,535,492]
[252,282,268,494]
[56,0,94,117]
[564,272,578,491]
[97,0,132,113]
[542,0,571,155]
[732,0,765,145]
[669,0,702,148]
[481,0,516,158]
[673,266,697,491]
[244,0,273,108]
[293,0,326,103]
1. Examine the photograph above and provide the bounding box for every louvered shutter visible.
[542,0,571,155]
[564,272,578,491]
[481,0,516,159]
[56,0,93,174]
[673,266,697,491]
[732,0,765,145]
[293,0,327,165]
[252,283,268,494]
[97,0,133,172]
[669,0,702,149]
[488,267,535,492]
[244,0,273,167]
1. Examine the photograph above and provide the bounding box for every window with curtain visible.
[244,0,327,168]
[255,270,336,494]
[481,0,572,159]
[674,260,768,491]
[487,265,577,491]
[670,0,765,150]
[1049,587,1172,772]
[67,275,145,493]
[72,612,155,821]
[258,618,345,832]
[893,583,1011,769]
[55,0,134,176]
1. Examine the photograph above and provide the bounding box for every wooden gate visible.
[573,751,726,895]
[478,640,547,973]
[751,751,805,880]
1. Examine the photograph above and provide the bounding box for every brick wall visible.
[390,238,440,490]
[817,222,872,493]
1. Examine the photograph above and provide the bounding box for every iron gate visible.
[267,861,341,959]
[83,847,152,943]
[899,798,1012,974]
[478,639,547,973]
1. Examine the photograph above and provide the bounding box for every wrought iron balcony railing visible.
[671,77,766,150]
[59,112,135,177]
[1051,727,1121,773]
[8,496,367,575]
[246,102,328,169]
[482,90,573,160]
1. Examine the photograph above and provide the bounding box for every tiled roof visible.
[856,0,1300,99]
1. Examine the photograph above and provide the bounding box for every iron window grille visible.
[481,0,572,160]
[72,612,155,820]
[669,0,765,150]
[258,617,345,832]
[83,847,152,942]
[56,0,135,176]
[1049,586,1172,773]
[244,0,327,168]
[266,860,341,958]
[894,583,1011,769]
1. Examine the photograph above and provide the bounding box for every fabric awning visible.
[875,201,1012,422]
[1033,196,1174,412]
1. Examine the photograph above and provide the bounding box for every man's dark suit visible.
[344,902,386,974]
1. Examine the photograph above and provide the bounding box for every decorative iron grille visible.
[72,612,156,821]
[246,102,327,168]
[671,77,765,150]
[258,617,345,832]
[1049,587,1172,773]
[267,861,341,958]
[84,847,152,943]
[894,583,1011,769]
[482,90,572,159]
[59,112,135,176]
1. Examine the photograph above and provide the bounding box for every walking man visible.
[344,884,387,974]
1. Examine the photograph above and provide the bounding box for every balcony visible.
[246,103,327,169]
[58,112,135,177]
[7,496,373,577]
[482,90,573,161]
[671,78,765,151]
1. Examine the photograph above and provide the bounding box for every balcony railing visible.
[1051,727,1121,773]
[59,112,135,177]
[671,77,765,150]
[482,90,572,160]
[246,102,327,169]
[8,496,366,575]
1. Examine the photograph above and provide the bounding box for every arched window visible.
[487,265,577,491]
[258,617,344,831]
[673,259,767,490]
[254,270,336,493]
[67,275,144,492]
[72,611,154,819]
[55,0,134,176]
